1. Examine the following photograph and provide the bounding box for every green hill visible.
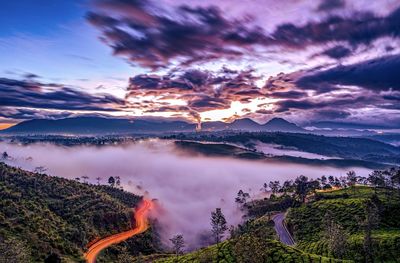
[154,238,349,263]
[0,162,158,262]
[153,213,347,263]
[287,186,400,262]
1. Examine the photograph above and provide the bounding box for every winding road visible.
[272,212,295,246]
[84,199,153,263]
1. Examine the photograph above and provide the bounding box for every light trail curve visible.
[84,199,153,263]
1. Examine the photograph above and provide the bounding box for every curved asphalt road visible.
[272,212,295,246]
[84,199,153,263]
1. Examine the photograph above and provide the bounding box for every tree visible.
[1,151,8,160]
[34,166,47,174]
[268,181,281,195]
[308,179,320,194]
[115,176,121,188]
[261,182,268,193]
[235,190,250,207]
[81,175,89,184]
[170,234,185,260]
[294,175,309,203]
[319,175,328,189]
[361,198,380,263]
[95,176,102,185]
[323,211,348,258]
[210,208,228,244]
[108,176,115,187]
[333,177,342,188]
[282,180,293,195]
[390,168,400,196]
[328,175,335,188]
[368,171,385,193]
[339,176,348,188]
[347,170,357,188]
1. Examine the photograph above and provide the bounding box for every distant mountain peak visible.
[263,117,304,132]
[231,118,258,124]
[266,117,291,124]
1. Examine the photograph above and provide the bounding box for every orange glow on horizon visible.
[84,199,153,263]
[0,123,14,130]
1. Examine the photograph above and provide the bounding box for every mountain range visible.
[0,117,305,135]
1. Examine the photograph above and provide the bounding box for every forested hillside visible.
[287,186,400,262]
[0,162,158,262]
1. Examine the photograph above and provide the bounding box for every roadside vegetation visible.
[0,162,160,262]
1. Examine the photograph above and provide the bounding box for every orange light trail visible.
[84,199,153,263]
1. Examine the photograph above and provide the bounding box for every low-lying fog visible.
[0,139,370,249]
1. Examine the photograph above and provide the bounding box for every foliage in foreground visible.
[154,237,349,263]
[0,162,158,262]
[287,186,400,262]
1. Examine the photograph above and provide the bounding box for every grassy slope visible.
[0,162,143,262]
[287,186,400,262]
[153,212,347,263]
[154,239,350,263]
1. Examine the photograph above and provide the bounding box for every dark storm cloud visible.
[89,0,400,68]
[296,54,400,91]
[87,0,269,69]
[317,0,345,12]
[271,6,400,48]
[266,90,307,99]
[0,78,124,112]
[88,0,400,70]
[0,108,73,121]
[321,45,352,59]
[312,109,351,120]
[382,91,400,101]
[187,96,230,111]
[274,96,371,113]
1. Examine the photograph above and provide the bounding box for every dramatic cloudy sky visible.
[0,0,399,129]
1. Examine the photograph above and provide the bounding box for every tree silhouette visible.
[294,175,309,203]
[347,170,357,189]
[323,211,348,258]
[108,176,115,187]
[362,198,380,263]
[170,234,185,260]
[210,208,227,244]
[81,175,89,184]
[34,166,47,174]
[268,181,281,195]
[95,177,102,185]
[1,151,8,160]
[235,190,250,207]
[115,176,121,188]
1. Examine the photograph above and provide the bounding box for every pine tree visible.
[170,234,185,261]
[210,208,227,244]
[1,151,8,160]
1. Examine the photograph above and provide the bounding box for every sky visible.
[0,0,399,129]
